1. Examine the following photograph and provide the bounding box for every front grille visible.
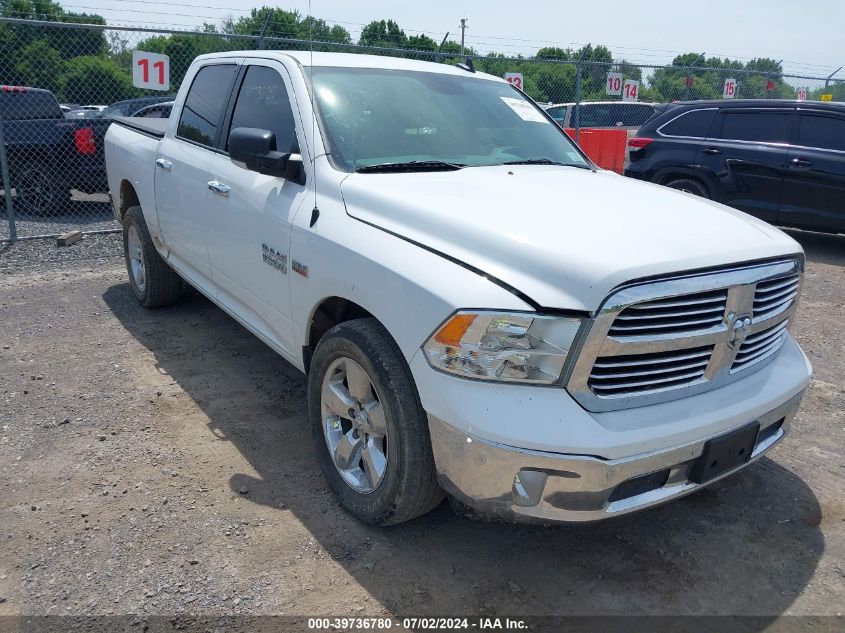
[608,289,728,337]
[589,346,713,396]
[567,259,802,412]
[753,274,800,320]
[732,319,789,372]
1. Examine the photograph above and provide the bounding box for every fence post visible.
[0,115,16,243]
[574,63,582,144]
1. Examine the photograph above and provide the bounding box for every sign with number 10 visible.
[132,50,170,91]
[606,73,623,96]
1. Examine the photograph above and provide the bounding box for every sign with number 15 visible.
[132,50,170,91]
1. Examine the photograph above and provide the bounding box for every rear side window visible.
[659,109,716,138]
[226,65,298,153]
[796,114,845,152]
[545,105,567,122]
[177,64,238,147]
[717,111,792,143]
[0,90,62,120]
[574,104,654,127]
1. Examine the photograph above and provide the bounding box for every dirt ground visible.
[0,229,843,630]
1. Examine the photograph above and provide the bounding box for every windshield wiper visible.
[355,160,466,173]
[502,158,592,169]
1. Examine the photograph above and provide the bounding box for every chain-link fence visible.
[1,16,843,245]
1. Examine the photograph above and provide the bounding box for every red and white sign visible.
[606,72,623,96]
[504,72,524,91]
[797,87,808,101]
[723,78,737,99]
[132,50,170,91]
[622,79,640,102]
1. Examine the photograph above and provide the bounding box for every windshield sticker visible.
[500,97,549,124]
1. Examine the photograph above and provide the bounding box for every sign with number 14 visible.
[622,79,640,102]
[132,50,170,91]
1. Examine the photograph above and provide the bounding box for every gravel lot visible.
[0,193,117,242]
[0,229,843,630]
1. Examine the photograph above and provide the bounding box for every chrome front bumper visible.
[428,390,803,524]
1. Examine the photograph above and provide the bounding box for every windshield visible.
[310,66,591,172]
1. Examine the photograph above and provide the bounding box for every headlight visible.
[422,311,583,384]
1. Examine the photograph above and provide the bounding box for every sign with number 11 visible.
[132,50,170,91]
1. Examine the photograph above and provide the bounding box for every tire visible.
[122,206,185,308]
[665,177,709,198]
[308,318,444,526]
[10,163,69,216]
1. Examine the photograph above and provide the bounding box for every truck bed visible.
[113,117,169,139]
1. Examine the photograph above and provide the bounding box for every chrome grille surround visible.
[567,259,802,412]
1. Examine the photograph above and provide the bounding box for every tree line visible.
[1,1,839,107]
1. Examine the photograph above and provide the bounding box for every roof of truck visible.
[195,50,503,81]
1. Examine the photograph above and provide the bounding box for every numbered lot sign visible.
[606,72,622,96]
[723,78,737,99]
[622,79,639,102]
[504,73,524,91]
[797,87,808,101]
[133,50,170,91]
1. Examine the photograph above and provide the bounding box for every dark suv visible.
[625,99,845,234]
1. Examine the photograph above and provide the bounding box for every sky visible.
[62,0,844,78]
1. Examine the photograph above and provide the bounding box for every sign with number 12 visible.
[132,50,170,91]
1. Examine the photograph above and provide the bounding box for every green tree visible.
[535,47,570,61]
[60,55,134,104]
[358,19,406,49]
[15,38,64,93]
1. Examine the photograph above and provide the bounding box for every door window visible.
[796,114,845,152]
[717,111,792,143]
[660,109,717,138]
[545,106,567,123]
[177,64,238,147]
[226,65,299,154]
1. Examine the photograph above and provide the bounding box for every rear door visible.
[155,62,239,286]
[780,109,845,232]
[204,61,310,355]
[698,107,794,223]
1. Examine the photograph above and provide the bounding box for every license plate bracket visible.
[689,422,760,484]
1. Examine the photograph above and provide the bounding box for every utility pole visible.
[459,18,468,56]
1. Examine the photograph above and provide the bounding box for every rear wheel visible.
[11,164,68,216]
[123,206,184,308]
[308,318,444,525]
[665,177,709,198]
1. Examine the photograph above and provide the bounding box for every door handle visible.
[155,158,172,171]
[208,180,231,197]
[790,158,813,168]
[702,147,722,155]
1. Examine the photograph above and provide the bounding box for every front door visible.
[697,108,794,224]
[205,62,310,356]
[780,109,845,232]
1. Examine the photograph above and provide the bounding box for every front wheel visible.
[665,177,709,198]
[308,318,444,525]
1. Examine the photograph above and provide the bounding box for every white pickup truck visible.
[104,51,812,526]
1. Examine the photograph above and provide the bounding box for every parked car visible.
[544,101,661,129]
[131,101,174,119]
[625,99,845,234]
[0,85,110,215]
[105,52,810,526]
[98,95,176,119]
[543,101,662,173]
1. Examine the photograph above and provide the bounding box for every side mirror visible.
[229,127,305,184]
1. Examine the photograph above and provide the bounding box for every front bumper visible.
[429,390,803,523]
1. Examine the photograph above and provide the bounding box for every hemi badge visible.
[292,260,308,277]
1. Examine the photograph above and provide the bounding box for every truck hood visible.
[340,166,802,312]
